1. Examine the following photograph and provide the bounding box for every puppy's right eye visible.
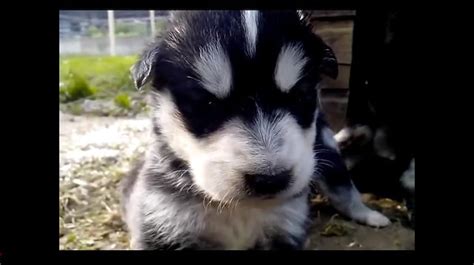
[194,96,218,112]
[172,86,231,137]
[176,89,218,114]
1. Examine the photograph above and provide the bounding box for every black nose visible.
[244,170,292,197]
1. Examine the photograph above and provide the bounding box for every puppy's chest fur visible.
[137,179,310,249]
[202,196,310,249]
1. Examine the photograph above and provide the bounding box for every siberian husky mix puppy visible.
[121,10,390,250]
[333,11,414,225]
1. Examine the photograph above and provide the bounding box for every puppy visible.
[120,10,390,250]
[333,11,415,221]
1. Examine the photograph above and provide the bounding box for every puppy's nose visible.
[244,170,291,197]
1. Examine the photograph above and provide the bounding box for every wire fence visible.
[60,10,170,56]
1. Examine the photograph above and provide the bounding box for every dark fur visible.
[338,10,414,225]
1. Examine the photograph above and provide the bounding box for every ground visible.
[59,111,415,250]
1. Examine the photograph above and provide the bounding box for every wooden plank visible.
[319,88,349,97]
[319,95,349,131]
[304,10,356,19]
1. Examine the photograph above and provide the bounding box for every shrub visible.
[60,56,137,102]
[114,93,132,110]
[60,71,96,102]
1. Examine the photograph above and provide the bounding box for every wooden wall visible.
[306,10,356,131]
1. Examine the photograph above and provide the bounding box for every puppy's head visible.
[132,11,338,202]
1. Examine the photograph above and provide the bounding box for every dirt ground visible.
[59,112,414,250]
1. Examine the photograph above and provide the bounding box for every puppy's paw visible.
[364,210,391,227]
[334,125,372,151]
[334,127,353,149]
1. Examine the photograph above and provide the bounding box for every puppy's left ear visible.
[130,45,160,90]
[319,44,338,79]
[298,11,339,80]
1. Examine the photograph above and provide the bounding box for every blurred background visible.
[60,10,169,56]
[59,10,352,123]
[59,11,170,116]
[59,10,413,250]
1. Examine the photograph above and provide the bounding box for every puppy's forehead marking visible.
[274,43,309,93]
[242,10,259,56]
[193,42,233,99]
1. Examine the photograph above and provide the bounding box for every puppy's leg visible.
[251,232,307,250]
[269,235,306,250]
[137,223,222,250]
[400,158,415,194]
[400,158,415,227]
[314,118,390,227]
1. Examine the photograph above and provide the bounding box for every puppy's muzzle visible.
[244,169,292,197]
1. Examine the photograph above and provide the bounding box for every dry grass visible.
[59,158,131,250]
[59,113,149,250]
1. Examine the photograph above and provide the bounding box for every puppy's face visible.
[132,11,338,202]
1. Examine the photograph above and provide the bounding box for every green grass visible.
[114,93,132,110]
[60,55,137,103]
[60,72,97,102]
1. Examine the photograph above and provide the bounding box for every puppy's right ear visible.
[130,45,160,90]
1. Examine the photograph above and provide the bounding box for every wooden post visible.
[150,10,156,38]
[108,10,116,56]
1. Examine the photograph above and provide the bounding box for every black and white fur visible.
[121,11,389,250]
